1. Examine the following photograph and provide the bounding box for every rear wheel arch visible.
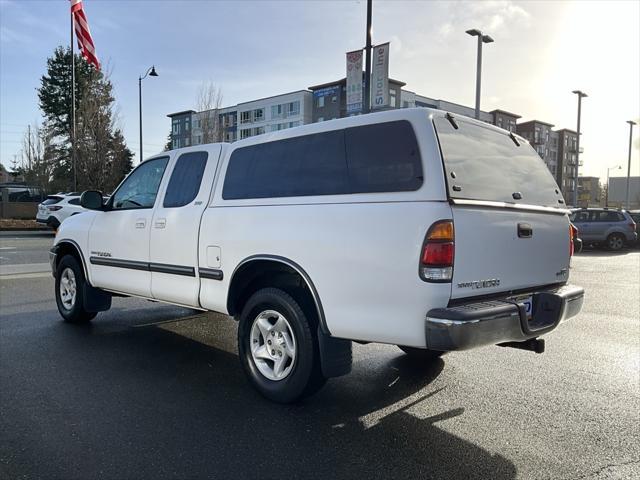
[226,255,329,335]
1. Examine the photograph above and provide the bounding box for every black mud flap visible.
[317,326,352,378]
[83,284,112,312]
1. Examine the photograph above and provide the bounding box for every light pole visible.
[572,90,587,207]
[625,120,636,209]
[606,164,621,207]
[466,29,493,120]
[139,66,158,162]
[363,0,372,114]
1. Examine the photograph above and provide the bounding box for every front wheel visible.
[55,255,97,324]
[397,345,445,362]
[607,233,625,251]
[237,288,326,403]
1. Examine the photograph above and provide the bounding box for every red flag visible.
[70,0,100,70]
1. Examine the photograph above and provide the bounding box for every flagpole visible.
[70,5,77,191]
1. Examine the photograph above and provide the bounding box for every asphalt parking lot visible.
[1,233,639,479]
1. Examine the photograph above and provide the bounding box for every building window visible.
[184,137,190,146]
[389,88,397,107]
[287,101,300,116]
[255,126,265,135]
[317,96,325,108]
[331,96,337,103]
[195,119,201,128]
[497,118,503,128]
[271,104,283,118]
[196,135,202,144]
[240,111,251,124]
[240,128,251,139]
[254,108,264,122]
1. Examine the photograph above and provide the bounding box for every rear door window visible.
[163,152,208,207]
[434,116,564,207]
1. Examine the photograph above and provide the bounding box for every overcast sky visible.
[1,0,639,181]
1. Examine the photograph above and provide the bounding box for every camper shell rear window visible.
[433,116,564,208]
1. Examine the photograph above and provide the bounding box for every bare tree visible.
[196,81,224,144]
[21,123,56,193]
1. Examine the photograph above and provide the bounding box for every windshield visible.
[434,116,564,207]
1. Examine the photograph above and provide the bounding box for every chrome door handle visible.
[154,218,166,229]
[135,219,146,229]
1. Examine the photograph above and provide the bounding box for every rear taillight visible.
[629,222,636,232]
[420,220,454,282]
[569,224,577,257]
[48,206,62,211]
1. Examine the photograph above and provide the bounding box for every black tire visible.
[237,288,326,403]
[55,254,97,324]
[397,345,445,361]
[607,233,625,251]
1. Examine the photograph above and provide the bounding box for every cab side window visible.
[163,152,208,208]
[111,157,169,210]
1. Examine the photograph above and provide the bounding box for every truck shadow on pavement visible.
[2,307,517,480]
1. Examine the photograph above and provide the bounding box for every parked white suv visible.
[50,108,584,402]
[36,193,84,229]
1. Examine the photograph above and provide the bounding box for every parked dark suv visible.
[570,208,638,251]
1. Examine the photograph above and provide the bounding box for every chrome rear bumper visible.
[425,284,584,351]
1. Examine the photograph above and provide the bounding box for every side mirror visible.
[80,190,105,210]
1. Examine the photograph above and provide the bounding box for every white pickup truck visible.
[51,108,584,402]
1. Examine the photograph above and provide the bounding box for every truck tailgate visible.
[451,205,570,299]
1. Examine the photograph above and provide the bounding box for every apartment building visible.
[308,77,406,122]
[490,109,521,133]
[555,129,580,199]
[516,120,557,177]
[167,90,312,149]
[237,90,312,139]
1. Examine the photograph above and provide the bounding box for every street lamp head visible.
[482,35,494,44]
[627,120,637,126]
[466,28,481,37]
[149,66,158,77]
[572,90,588,98]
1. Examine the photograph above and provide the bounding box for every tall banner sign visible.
[371,42,390,109]
[346,50,363,114]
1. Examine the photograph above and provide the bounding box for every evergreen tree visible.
[36,46,132,192]
[164,132,173,151]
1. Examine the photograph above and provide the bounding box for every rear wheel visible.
[607,233,625,251]
[397,345,445,361]
[55,255,96,324]
[237,288,326,403]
